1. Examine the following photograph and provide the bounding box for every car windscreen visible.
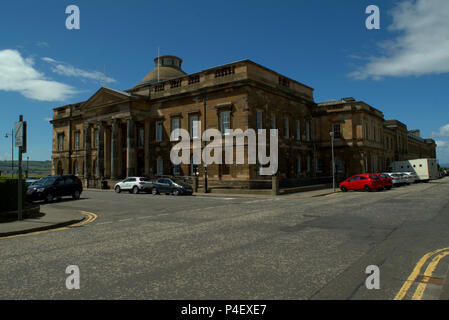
[369,175,380,179]
[139,178,151,182]
[36,177,58,186]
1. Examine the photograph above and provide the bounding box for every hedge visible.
[0,178,27,213]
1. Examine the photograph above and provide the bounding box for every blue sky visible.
[1,0,448,164]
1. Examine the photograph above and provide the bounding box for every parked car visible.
[402,172,417,184]
[26,178,40,187]
[152,178,193,196]
[385,173,406,186]
[114,177,153,194]
[371,173,393,190]
[339,174,384,192]
[26,175,83,203]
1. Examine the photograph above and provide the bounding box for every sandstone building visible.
[50,56,436,188]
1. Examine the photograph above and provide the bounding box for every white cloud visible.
[0,49,77,101]
[350,0,449,80]
[435,139,449,165]
[432,124,449,138]
[36,41,49,48]
[42,57,116,84]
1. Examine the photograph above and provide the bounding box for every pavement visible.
[1,179,449,299]
[85,186,339,199]
[0,204,86,238]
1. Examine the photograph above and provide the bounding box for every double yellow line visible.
[0,211,97,240]
[394,247,449,300]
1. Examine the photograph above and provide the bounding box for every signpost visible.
[14,115,27,221]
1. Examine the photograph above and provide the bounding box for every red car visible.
[339,174,384,192]
[371,173,393,190]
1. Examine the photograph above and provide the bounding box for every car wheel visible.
[341,186,347,192]
[173,189,180,196]
[386,186,392,190]
[132,186,139,194]
[72,190,81,200]
[364,185,371,192]
[152,188,159,195]
[115,186,121,193]
[45,193,53,203]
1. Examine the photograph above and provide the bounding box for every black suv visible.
[27,175,83,203]
[152,178,193,196]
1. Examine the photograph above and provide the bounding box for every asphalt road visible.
[1,179,449,299]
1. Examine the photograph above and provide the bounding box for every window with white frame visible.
[296,120,301,140]
[171,118,180,141]
[74,131,80,150]
[58,133,64,151]
[333,123,341,139]
[190,115,200,139]
[220,111,231,135]
[156,121,163,142]
[283,117,289,139]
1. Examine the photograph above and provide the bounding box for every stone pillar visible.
[84,124,91,187]
[144,119,150,176]
[111,119,119,179]
[126,118,137,177]
[96,122,105,179]
[104,124,111,178]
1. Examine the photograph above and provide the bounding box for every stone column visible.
[83,123,91,187]
[104,124,111,178]
[111,119,119,179]
[96,122,105,179]
[144,119,150,176]
[126,118,137,177]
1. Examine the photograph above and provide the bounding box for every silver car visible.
[385,173,406,186]
[402,172,417,184]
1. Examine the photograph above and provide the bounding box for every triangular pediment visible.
[81,87,133,110]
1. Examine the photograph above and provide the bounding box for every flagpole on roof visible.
[157,47,160,83]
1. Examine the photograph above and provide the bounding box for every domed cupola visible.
[137,55,186,86]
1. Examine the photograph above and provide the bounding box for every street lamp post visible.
[329,131,335,192]
[4,128,14,178]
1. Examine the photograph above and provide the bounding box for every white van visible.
[388,159,438,182]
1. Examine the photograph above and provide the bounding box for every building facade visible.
[314,99,436,179]
[51,56,437,188]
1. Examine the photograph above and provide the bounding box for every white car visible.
[402,172,417,184]
[114,177,153,194]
